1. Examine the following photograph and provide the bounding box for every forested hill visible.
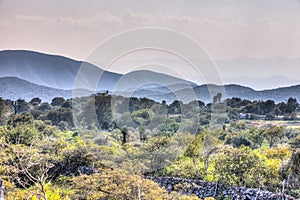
[162,84,300,103]
[1,50,300,103]
[0,50,121,90]
[1,76,300,103]
[0,77,72,102]
[0,50,193,91]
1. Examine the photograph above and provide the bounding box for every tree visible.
[214,147,263,187]
[213,93,222,104]
[201,131,220,178]
[51,97,65,107]
[127,97,139,112]
[185,131,219,179]
[184,134,204,178]
[38,102,52,111]
[229,134,252,148]
[288,134,300,150]
[288,150,300,183]
[168,100,182,115]
[131,109,153,127]
[263,126,285,148]
[11,100,20,115]
[264,100,275,114]
[226,97,242,108]
[160,118,180,136]
[121,126,129,145]
[70,170,169,199]
[60,141,95,175]
[30,97,42,106]
[61,100,72,109]
[248,128,264,149]
[46,108,74,128]
[0,113,40,145]
[95,95,113,130]
[30,109,44,119]
[139,126,146,142]
[11,99,30,115]
[226,107,240,121]
[139,97,155,109]
[115,112,136,129]
[6,144,54,200]
[286,98,298,114]
[279,150,300,198]
[274,106,281,119]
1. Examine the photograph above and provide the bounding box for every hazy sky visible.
[1,0,300,88]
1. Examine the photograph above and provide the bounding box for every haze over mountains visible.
[216,57,300,90]
[0,50,300,103]
[0,50,121,90]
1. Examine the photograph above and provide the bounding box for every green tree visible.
[38,102,52,111]
[248,128,264,149]
[0,113,40,145]
[51,97,65,107]
[289,134,300,150]
[131,109,153,127]
[228,134,252,148]
[46,108,74,128]
[11,99,30,115]
[70,170,169,200]
[95,95,113,130]
[264,100,276,115]
[263,126,285,148]
[30,97,42,106]
[286,98,298,115]
[279,150,300,198]
[60,141,96,175]
[168,100,182,115]
[214,147,263,187]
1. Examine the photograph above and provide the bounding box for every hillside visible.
[0,77,72,102]
[1,76,300,104]
[0,50,121,90]
[1,50,300,103]
[0,50,195,92]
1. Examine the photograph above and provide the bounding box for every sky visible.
[0,0,300,89]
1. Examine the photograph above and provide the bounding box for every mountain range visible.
[0,50,121,90]
[0,50,300,103]
[216,57,300,90]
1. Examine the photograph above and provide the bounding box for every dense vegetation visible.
[0,94,299,199]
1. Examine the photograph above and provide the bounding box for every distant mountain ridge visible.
[216,56,300,90]
[223,76,300,91]
[0,50,195,91]
[1,76,300,103]
[0,50,300,103]
[0,77,72,102]
[0,50,122,90]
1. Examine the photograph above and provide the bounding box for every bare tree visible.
[11,100,20,115]
[7,144,54,200]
